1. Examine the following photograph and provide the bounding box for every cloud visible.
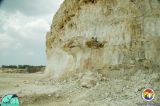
[0,33,14,49]
[0,0,64,16]
[20,18,49,40]
[0,0,64,65]
[27,51,35,56]
[0,10,49,50]
[0,0,4,6]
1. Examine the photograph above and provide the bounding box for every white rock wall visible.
[46,0,160,79]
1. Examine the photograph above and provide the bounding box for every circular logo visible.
[142,88,155,101]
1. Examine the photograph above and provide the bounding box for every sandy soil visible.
[0,70,160,106]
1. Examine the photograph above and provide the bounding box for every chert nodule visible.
[46,0,160,79]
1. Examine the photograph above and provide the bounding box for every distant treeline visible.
[1,65,45,69]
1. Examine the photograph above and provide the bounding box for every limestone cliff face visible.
[46,0,160,79]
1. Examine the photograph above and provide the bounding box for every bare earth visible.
[0,70,160,106]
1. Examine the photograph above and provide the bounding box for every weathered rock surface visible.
[46,0,160,79]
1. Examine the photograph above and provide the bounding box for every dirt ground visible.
[0,69,160,106]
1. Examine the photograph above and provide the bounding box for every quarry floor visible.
[0,70,160,106]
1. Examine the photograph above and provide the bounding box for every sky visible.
[0,0,64,66]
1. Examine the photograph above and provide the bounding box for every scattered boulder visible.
[80,71,102,88]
